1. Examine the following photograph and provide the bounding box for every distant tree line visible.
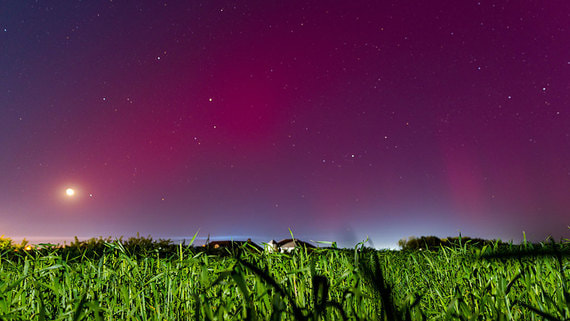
[398,235,505,251]
[0,234,265,260]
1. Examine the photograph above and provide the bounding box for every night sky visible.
[2,1,569,248]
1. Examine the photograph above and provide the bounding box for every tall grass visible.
[0,236,567,320]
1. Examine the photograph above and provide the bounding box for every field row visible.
[0,239,568,320]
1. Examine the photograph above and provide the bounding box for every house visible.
[265,238,316,253]
[265,240,278,252]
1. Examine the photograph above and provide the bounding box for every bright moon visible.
[65,188,75,196]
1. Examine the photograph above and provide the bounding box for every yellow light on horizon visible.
[65,188,75,197]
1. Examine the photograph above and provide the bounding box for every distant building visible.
[265,240,278,252]
[265,238,316,253]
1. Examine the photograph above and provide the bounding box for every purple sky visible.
[1,1,569,248]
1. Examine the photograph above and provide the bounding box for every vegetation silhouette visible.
[398,234,507,251]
